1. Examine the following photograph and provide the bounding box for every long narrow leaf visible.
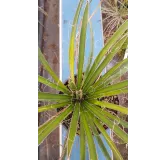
[67,103,80,157]
[89,99,128,115]
[101,109,128,128]
[69,0,84,82]
[38,101,70,113]
[92,58,128,89]
[84,108,111,160]
[86,104,128,128]
[83,20,128,89]
[77,2,89,89]
[80,106,98,160]
[38,47,70,94]
[60,134,68,160]
[38,75,60,91]
[83,34,127,92]
[91,64,128,92]
[88,88,128,99]
[95,66,128,91]
[84,101,128,143]
[80,110,86,160]
[93,117,123,160]
[38,108,68,137]
[93,80,128,95]
[83,21,94,81]
[38,105,73,145]
[38,92,71,101]
[68,78,77,90]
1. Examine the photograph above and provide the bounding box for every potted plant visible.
[38,0,128,159]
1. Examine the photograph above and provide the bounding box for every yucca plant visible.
[38,0,128,159]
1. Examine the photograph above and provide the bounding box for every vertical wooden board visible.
[38,0,60,159]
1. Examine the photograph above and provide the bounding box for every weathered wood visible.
[38,0,60,159]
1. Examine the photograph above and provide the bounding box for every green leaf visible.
[83,21,94,82]
[38,105,73,145]
[122,37,128,50]
[80,106,98,160]
[69,0,84,82]
[67,103,80,157]
[60,135,67,160]
[83,20,128,90]
[88,88,128,99]
[86,104,128,128]
[83,34,128,92]
[92,58,128,89]
[93,80,128,95]
[84,101,128,143]
[38,106,68,138]
[38,75,60,91]
[84,109,111,160]
[38,47,70,94]
[96,67,128,91]
[93,117,123,160]
[38,101,70,113]
[38,92,72,101]
[38,107,71,136]
[68,78,77,90]
[80,110,86,160]
[89,99,128,115]
[77,2,89,89]
[93,64,128,92]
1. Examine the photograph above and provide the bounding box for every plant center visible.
[73,90,84,102]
